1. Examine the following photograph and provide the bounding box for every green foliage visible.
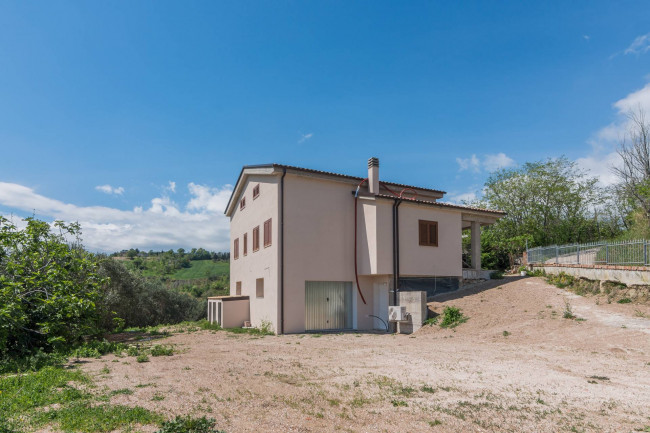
[617,298,632,304]
[170,260,229,280]
[439,306,468,328]
[97,259,205,330]
[0,217,104,359]
[225,320,274,335]
[490,270,505,279]
[423,317,439,326]
[32,402,161,432]
[391,399,408,407]
[563,301,576,319]
[150,344,175,356]
[502,330,511,337]
[473,157,621,269]
[71,340,126,359]
[155,415,225,433]
[545,272,575,289]
[0,366,90,415]
[136,354,150,363]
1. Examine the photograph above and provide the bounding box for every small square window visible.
[256,278,264,298]
[253,184,260,199]
[418,220,438,247]
[240,197,246,210]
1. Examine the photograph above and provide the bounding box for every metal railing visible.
[527,239,650,266]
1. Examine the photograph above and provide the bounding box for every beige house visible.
[208,158,504,334]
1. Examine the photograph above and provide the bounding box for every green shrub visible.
[0,218,104,360]
[490,270,505,279]
[439,306,468,328]
[155,415,225,433]
[617,298,632,304]
[71,340,125,359]
[136,354,149,363]
[563,301,576,319]
[150,345,175,357]
[196,319,221,331]
[423,317,439,326]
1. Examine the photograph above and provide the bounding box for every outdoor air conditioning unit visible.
[388,306,408,322]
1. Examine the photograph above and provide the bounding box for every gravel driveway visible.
[79,276,650,433]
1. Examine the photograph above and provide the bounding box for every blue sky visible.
[1,1,650,251]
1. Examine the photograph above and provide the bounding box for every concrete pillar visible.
[471,221,481,270]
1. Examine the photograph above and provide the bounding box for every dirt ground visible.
[78,276,650,433]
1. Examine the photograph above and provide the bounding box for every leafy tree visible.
[474,157,619,269]
[0,217,104,357]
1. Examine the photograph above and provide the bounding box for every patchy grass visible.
[155,415,225,433]
[0,366,160,432]
[563,301,576,320]
[618,298,632,304]
[150,344,175,357]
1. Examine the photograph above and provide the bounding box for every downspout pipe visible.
[280,167,286,334]
[395,199,402,306]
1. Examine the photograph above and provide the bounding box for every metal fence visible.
[527,239,650,266]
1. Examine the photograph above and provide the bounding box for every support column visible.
[471,221,481,270]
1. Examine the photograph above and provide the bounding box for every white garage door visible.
[305,281,353,331]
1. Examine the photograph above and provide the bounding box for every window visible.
[253,184,260,199]
[233,238,239,259]
[240,197,246,210]
[418,220,438,247]
[256,278,264,298]
[235,281,242,296]
[253,226,260,251]
[243,233,248,256]
[264,218,272,247]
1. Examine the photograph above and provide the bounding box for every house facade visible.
[210,158,504,334]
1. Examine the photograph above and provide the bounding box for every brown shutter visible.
[243,233,248,255]
[429,222,438,246]
[419,220,428,245]
[264,218,272,247]
[234,238,239,259]
[253,226,259,251]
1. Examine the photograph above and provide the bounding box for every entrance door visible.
[305,281,353,331]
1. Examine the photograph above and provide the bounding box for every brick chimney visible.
[368,157,379,194]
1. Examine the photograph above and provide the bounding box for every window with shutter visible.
[243,233,248,256]
[240,197,246,210]
[264,218,272,247]
[253,226,260,252]
[253,184,260,199]
[418,220,438,247]
[233,238,240,259]
[235,281,242,296]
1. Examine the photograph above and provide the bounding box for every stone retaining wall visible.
[530,263,650,286]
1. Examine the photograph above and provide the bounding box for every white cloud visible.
[483,153,516,172]
[577,83,650,186]
[0,182,233,253]
[166,181,176,193]
[456,154,480,172]
[298,133,313,143]
[445,190,477,204]
[95,185,124,195]
[624,33,650,56]
[456,153,515,173]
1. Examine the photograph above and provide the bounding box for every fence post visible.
[556,245,559,264]
[644,241,648,266]
[577,244,580,265]
[605,244,609,265]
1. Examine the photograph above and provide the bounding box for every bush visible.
[490,270,504,279]
[439,306,468,328]
[136,354,149,363]
[97,259,205,330]
[156,415,225,433]
[0,217,104,360]
[150,345,175,357]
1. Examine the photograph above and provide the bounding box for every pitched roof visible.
[374,194,505,216]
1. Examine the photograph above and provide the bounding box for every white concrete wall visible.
[396,202,463,277]
[229,175,280,332]
[222,299,251,328]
